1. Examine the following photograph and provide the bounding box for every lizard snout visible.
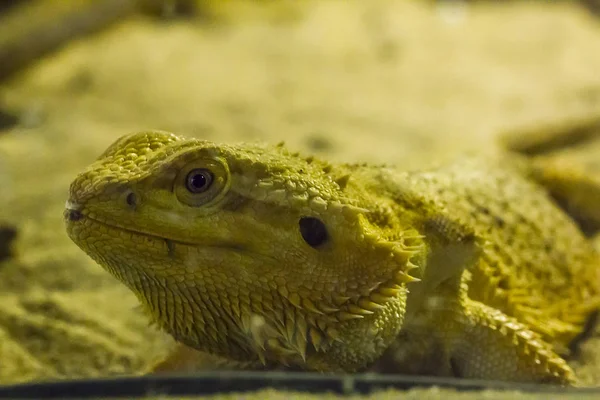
[64,200,83,222]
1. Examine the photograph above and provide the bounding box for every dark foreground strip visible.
[0,372,598,399]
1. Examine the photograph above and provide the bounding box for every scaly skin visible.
[64,131,600,385]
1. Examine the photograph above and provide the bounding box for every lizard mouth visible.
[64,202,246,257]
[64,208,175,256]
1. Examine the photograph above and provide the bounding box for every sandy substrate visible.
[1,0,600,397]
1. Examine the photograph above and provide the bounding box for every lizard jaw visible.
[64,200,249,254]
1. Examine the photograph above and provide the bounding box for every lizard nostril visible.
[66,209,83,222]
[125,192,137,208]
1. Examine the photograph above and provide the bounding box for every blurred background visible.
[0,0,599,395]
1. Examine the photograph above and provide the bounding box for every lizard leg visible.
[377,299,575,384]
[500,113,600,156]
[528,152,600,236]
[500,113,600,235]
[381,266,576,385]
[450,299,576,385]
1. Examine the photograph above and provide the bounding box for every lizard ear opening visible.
[175,157,231,207]
[299,217,329,248]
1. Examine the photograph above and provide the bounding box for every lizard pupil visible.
[299,217,328,248]
[186,169,213,193]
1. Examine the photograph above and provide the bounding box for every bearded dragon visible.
[64,129,600,385]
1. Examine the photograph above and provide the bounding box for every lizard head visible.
[65,131,423,371]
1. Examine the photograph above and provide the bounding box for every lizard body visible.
[64,131,600,385]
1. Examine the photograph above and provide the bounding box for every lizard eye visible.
[186,169,213,193]
[299,217,328,248]
[175,157,230,207]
